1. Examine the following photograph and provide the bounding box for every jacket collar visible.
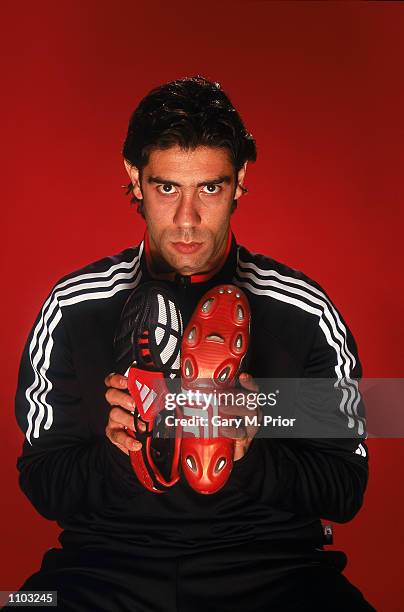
[138,228,238,289]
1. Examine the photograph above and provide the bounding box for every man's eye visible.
[157,184,177,195]
[202,184,221,194]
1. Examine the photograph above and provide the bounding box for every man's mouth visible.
[171,242,203,254]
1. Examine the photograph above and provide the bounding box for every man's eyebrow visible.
[147,175,233,187]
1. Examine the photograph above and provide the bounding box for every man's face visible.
[125,146,247,276]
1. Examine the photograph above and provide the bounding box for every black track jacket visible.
[15,233,368,559]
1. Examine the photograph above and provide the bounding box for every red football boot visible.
[180,285,251,494]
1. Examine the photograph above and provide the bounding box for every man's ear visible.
[234,161,248,200]
[124,159,143,200]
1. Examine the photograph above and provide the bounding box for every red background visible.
[2,1,403,609]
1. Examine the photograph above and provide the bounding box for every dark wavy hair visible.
[122,75,257,213]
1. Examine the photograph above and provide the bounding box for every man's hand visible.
[104,371,260,461]
[104,372,144,455]
[218,372,262,461]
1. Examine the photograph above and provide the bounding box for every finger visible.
[233,438,251,461]
[134,415,147,433]
[219,425,247,440]
[109,406,147,434]
[109,406,135,429]
[106,388,135,411]
[239,372,259,392]
[245,427,259,440]
[108,427,142,452]
[104,372,128,389]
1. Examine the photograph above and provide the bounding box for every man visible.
[14,76,374,610]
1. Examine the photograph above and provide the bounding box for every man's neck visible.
[145,231,231,283]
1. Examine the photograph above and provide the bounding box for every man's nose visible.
[173,191,201,227]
